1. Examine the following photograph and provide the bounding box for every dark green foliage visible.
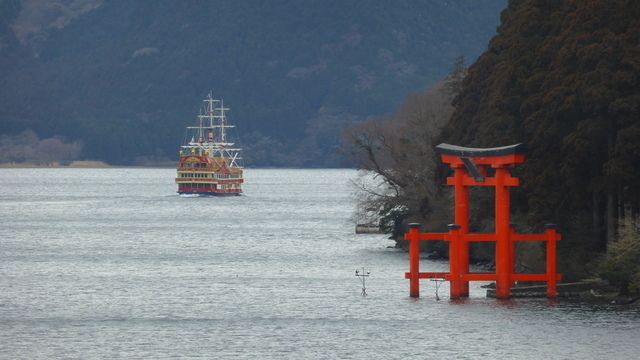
[0,0,506,165]
[378,204,410,240]
[599,217,640,295]
[444,54,468,98]
[438,0,640,274]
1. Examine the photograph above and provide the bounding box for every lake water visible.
[1,168,639,359]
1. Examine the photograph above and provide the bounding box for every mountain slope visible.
[0,0,507,165]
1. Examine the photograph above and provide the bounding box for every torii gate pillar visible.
[404,143,561,299]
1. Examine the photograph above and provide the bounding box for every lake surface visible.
[1,168,639,359]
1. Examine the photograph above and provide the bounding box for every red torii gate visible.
[405,143,561,299]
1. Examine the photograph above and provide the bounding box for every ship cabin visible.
[175,155,243,195]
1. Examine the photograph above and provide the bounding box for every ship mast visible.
[182,93,242,168]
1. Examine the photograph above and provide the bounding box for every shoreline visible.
[0,161,111,168]
[0,161,175,168]
[483,279,640,305]
[0,162,349,169]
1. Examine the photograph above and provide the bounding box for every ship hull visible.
[177,190,242,196]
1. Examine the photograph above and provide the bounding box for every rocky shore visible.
[486,279,640,305]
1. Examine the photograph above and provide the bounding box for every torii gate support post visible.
[405,224,448,298]
[453,165,470,297]
[447,224,463,299]
[545,224,559,299]
[407,223,421,298]
[494,164,512,299]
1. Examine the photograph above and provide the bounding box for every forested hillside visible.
[439,0,640,280]
[0,0,506,166]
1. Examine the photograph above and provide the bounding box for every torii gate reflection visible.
[405,143,562,299]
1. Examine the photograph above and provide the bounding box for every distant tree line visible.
[0,130,81,164]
